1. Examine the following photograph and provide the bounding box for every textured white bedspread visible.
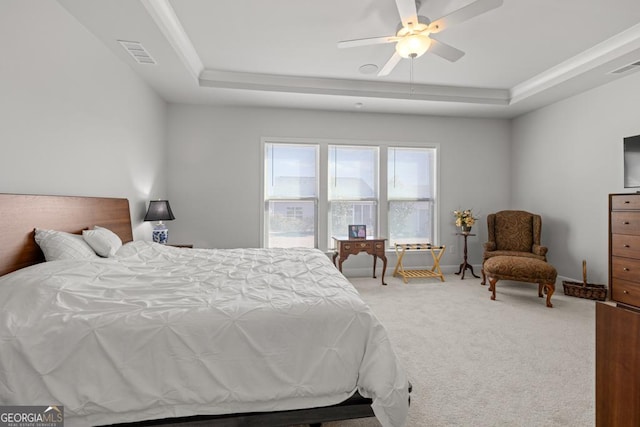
[0,242,408,426]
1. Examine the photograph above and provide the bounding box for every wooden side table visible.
[455,232,479,279]
[332,237,387,285]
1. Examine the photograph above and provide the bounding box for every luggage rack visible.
[393,243,446,283]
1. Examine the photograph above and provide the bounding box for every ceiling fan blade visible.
[338,35,398,49]
[395,0,419,29]
[428,37,465,62]
[378,52,402,76]
[428,0,503,33]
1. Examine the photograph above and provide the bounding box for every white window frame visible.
[387,146,438,246]
[328,144,380,243]
[262,142,319,249]
[260,137,439,252]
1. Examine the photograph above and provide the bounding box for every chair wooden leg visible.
[544,283,554,308]
[537,282,554,307]
[488,277,498,300]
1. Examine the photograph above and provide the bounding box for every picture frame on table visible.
[348,224,366,239]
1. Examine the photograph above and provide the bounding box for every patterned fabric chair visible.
[481,210,548,285]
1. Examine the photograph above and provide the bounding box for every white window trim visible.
[260,136,440,252]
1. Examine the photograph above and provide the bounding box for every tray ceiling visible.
[58,0,640,118]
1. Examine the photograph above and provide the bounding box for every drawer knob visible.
[624,221,630,225]
[623,267,630,271]
[625,200,631,204]
[624,290,629,294]
[624,244,631,248]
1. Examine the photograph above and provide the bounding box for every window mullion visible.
[318,144,329,251]
[379,146,388,241]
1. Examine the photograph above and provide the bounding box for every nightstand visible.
[168,244,193,248]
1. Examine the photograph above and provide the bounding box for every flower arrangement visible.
[453,209,477,228]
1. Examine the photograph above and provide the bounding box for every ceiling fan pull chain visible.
[410,56,415,96]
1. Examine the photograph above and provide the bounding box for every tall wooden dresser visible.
[596,193,640,426]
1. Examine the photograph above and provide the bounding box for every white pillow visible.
[82,226,123,257]
[34,229,99,261]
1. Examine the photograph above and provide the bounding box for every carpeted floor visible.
[323,273,596,427]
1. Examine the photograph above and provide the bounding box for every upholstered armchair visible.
[481,210,548,284]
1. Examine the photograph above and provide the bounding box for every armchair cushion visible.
[484,250,545,261]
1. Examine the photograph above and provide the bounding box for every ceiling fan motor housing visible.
[395,15,431,34]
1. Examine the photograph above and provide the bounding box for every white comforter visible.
[0,242,408,426]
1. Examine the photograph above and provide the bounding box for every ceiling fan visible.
[338,0,504,76]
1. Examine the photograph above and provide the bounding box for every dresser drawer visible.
[612,256,640,282]
[341,241,371,252]
[612,234,640,258]
[611,278,640,307]
[353,241,372,250]
[611,212,640,235]
[611,194,640,210]
[342,240,371,250]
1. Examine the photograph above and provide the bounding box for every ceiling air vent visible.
[118,40,156,65]
[610,60,640,74]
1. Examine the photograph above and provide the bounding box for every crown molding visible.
[140,0,203,82]
[510,22,640,104]
[199,69,510,105]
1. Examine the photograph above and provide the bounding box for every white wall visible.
[511,71,640,283]
[0,1,168,239]
[166,104,511,272]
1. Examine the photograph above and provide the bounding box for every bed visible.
[0,194,409,427]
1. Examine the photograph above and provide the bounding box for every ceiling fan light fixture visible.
[395,34,431,59]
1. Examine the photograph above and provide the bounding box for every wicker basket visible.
[562,260,607,301]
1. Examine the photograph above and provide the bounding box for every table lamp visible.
[144,200,175,244]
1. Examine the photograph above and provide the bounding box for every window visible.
[328,146,378,242]
[263,139,437,251]
[388,147,435,246]
[264,143,318,248]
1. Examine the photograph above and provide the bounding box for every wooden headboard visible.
[0,194,133,276]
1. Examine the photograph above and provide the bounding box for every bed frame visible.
[0,193,381,427]
[106,394,375,427]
